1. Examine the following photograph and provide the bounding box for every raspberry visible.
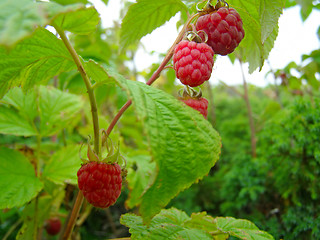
[173,40,214,87]
[181,97,209,118]
[45,218,61,236]
[77,162,122,208]
[196,7,245,55]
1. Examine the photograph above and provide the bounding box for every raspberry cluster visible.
[173,1,244,119]
[77,162,122,208]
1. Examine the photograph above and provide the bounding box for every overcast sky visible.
[92,0,320,86]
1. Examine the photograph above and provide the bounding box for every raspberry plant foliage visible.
[0,0,286,239]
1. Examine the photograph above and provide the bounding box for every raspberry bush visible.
[0,0,290,239]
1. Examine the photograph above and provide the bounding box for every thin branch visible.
[54,25,100,156]
[219,80,244,98]
[239,60,257,158]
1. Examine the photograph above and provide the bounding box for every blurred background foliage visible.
[0,0,319,239]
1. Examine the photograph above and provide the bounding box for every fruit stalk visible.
[54,25,99,239]
[54,25,100,156]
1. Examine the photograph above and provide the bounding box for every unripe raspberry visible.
[196,7,245,55]
[45,218,61,236]
[181,97,209,118]
[173,40,214,87]
[77,162,122,208]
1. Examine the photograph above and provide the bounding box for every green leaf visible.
[2,87,38,123]
[38,86,83,136]
[43,145,82,185]
[120,0,188,49]
[52,6,100,34]
[229,0,285,72]
[17,195,54,240]
[121,208,212,240]
[107,69,221,223]
[184,212,229,240]
[0,105,37,136]
[216,217,275,240]
[126,155,156,209]
[296,0,313,21]
[0,28,76,98]
[0,0,47,47]
[85,60,115,86]
[0,147,43,209]
[0,0,88,47]
[51,0,88,5]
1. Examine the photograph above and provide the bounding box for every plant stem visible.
[54,26,100,239]
[2,219,22,240]
[239,60,257,158]
[60,191,84,240]
[54,25,100,155]
[105,13,199,138]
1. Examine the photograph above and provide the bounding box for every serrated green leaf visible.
[106,69,221,223]
[120,0,188,49]
[2,87,38,122]
[0,105,37,136]
[0,0,87,47]
[126,155,156,209]
[185,212,229,240]
[38,86,83,136]
[121,208,212,240]
[0,147,43,209]
[216,217,275,240]
[52,6,100,34]
[0,28,76,98]
[229,0,285,72]
[43,145,81,185]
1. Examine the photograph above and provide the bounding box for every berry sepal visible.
[178,86,209,119]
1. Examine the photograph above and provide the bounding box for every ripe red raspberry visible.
[173,40,214,87]
[77,162,122,208]
[181,97,209,118]
[45,218,61,236]
[196,7,245,55]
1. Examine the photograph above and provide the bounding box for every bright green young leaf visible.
[107,69,221,223]
[0,105,37,136]
[216,217,275,240]
[121,208,212,240]
[38,86,83,136]
[120,0,188,49]
[0,147,43,209]
[52,6,100,34]
[43,145,82,185]
[126,155,156,209]
[0,28,76,98]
